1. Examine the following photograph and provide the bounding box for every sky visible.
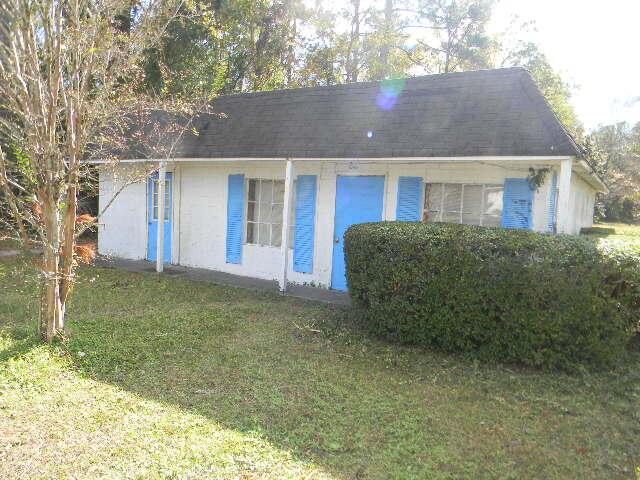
[489,0,640,131]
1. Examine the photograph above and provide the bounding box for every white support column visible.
[171,164,181,265]
[279,159,294,292]
[556,158,573,234]
[156,162,166,273]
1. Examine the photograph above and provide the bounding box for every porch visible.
[99,156,604,294]
[95,256,351,306]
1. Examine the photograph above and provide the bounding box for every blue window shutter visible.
[547,172,558,233]
[501,178,533,230]
[293,175,317,273]
[226,174,245,264]
[396,176,423,221]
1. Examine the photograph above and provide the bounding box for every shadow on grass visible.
[0,332,39,363]
[3,261,639,479]
[0,258,42,363]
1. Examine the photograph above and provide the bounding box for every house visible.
[97,68,606,292]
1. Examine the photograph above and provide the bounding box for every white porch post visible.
[556,158,573,234]
[279,159,294,292]
[156,162,167,273]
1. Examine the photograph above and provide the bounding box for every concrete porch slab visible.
[94,257,351,306]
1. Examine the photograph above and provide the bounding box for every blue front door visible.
[147,172,172,263]
[332,176,385,291]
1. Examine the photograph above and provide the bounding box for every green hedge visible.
[344,222,639,370]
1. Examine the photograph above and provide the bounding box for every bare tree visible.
[0,0,198,342]
[345,0,362,83]
[414,0,496,74]
[378,0,394,71]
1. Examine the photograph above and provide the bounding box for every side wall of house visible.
[567,173,596,234]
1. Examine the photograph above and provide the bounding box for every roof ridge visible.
[214,67,529,101]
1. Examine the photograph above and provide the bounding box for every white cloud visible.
[623,97,640,108]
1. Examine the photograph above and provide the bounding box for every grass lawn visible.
[0,257,639,479]
[582,222,640,256]
[0,238,21,251]
[0,235,39,252]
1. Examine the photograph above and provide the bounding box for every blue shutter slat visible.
[396,176,423,221]
[293,175,317,273]
[501,178,533,230]
[226,174,245,264]
[547,172,558,233]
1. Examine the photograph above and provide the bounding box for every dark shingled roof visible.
[175,67,582,159]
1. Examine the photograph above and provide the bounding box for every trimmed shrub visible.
[344,222,639,370]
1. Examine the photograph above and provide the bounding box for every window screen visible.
[424,183,503,226]
[462,185,483,225]
[442,184,462,223]
[482,186,503,227]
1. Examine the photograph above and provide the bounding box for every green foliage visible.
[526,167,550,190]
[142,0,307,96]
[411,0,498,74]
[345,222,639,370]
[602,196,640,224]
[586,121,640,223]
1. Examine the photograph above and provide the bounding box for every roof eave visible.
[90,154,578,164]
[574,159,609,193]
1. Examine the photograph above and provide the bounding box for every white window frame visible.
[245,178,295,248]
[151,178,170,221]
[424,182,503,226]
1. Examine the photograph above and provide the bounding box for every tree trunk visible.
[285,1,296,86]
[379,0,393,77]
[60,172,78,311]
[346,0,360,83]
[41,197,65,342]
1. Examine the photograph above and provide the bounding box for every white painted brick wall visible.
[98,167,147,260]
[568,173,596,234]
[98,159,597,287]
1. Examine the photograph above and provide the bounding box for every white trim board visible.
[91,155,576,164]
[93,155,607,192]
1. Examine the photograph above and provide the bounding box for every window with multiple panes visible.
[246,179,295,248]
[151,179,170,221]
[423,183,503,227]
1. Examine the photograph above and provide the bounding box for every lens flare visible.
[376,78,406,111]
